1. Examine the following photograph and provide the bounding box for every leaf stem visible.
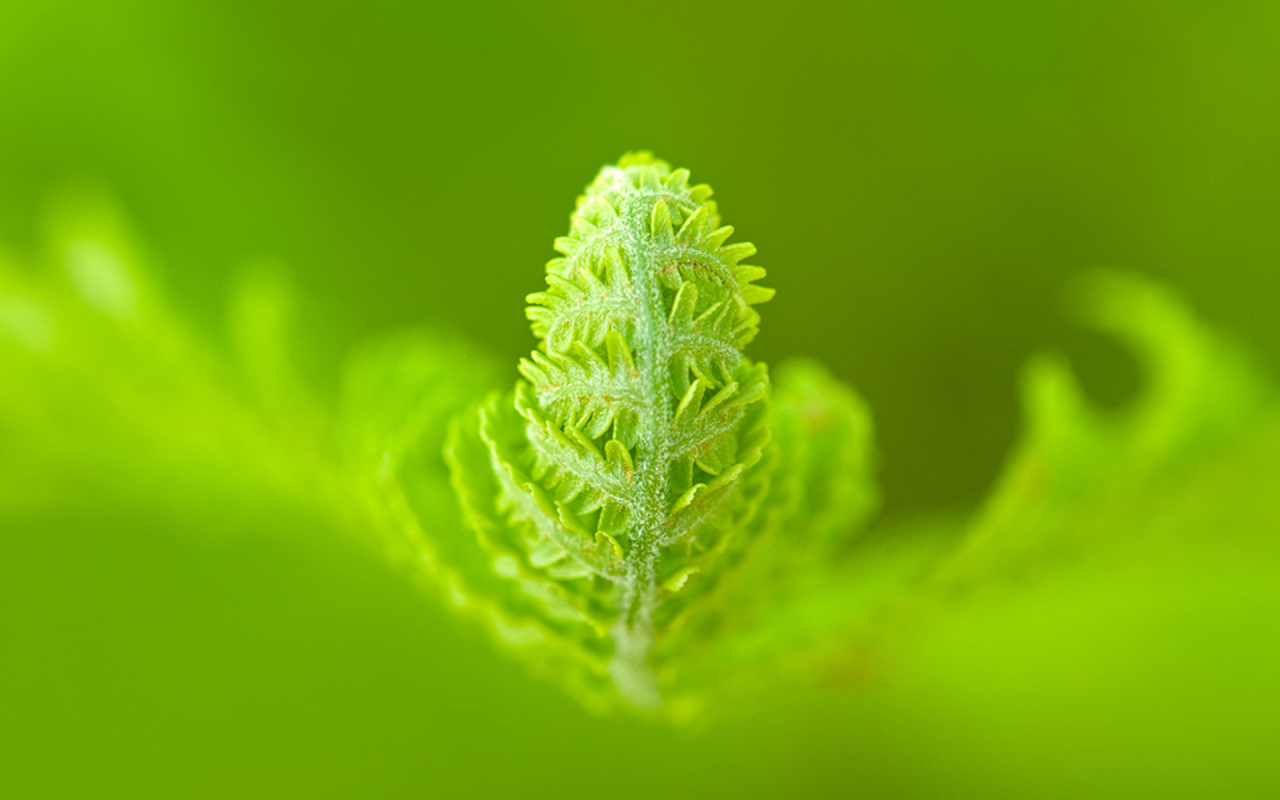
[606,178,673,707]
[609,552,661,709]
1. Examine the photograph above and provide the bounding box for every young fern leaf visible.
[440,153,878,711]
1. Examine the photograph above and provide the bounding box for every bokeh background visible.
[2,1,1278,797]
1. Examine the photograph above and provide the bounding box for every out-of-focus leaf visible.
[0,192,341,523]
[698,270,1279,721]
[931,270,1275,594]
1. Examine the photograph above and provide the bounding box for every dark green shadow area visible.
[3,0,1278,517]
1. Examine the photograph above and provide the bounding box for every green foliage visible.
[361,154,878,713]
[2,157,1278,731]
[931,270,1274,593]
[0,191,340,521]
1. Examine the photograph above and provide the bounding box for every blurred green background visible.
[2,1,1278,797]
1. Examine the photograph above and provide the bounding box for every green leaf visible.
[7,165,1278,744]
[931,270,1274,593]
[372,154,881,713]
[0,191,337,520]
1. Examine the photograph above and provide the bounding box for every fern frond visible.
[421,153,877,711]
